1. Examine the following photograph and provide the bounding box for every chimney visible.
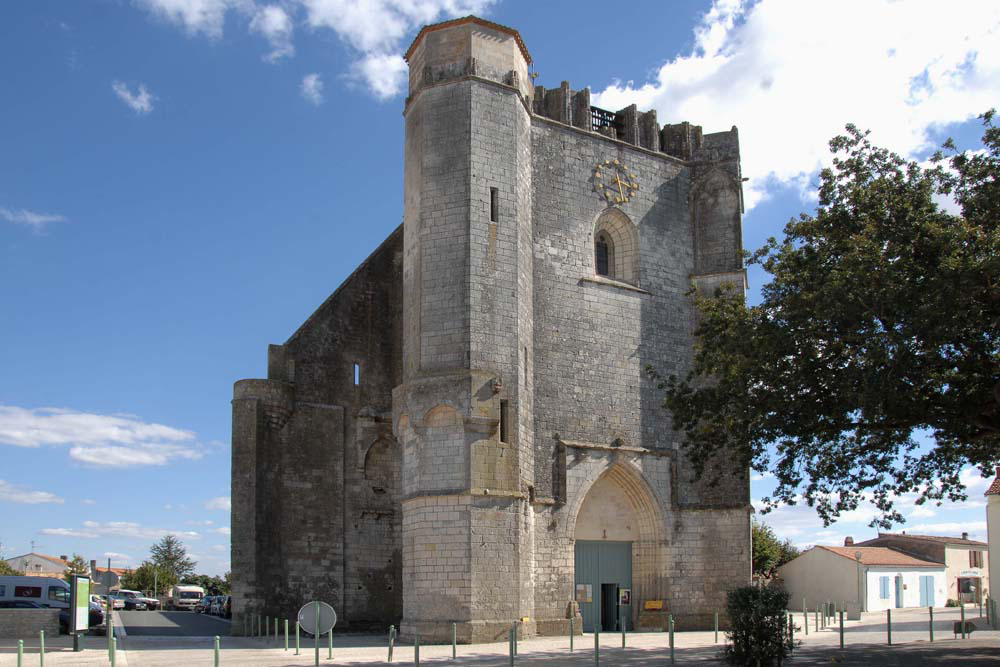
[962,532,969,540]
[844,537,854,546]
[60,555,68,561]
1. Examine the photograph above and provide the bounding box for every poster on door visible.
[576,584,592,604]
[619,588,631,605]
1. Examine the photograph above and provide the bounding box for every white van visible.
[0,576,71,608]
[167,584,204,611]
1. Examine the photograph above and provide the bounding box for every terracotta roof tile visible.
[986,471,1000,496]
[860,532,989,548]
[817,546,943,567]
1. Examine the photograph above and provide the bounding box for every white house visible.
[988,469,1000,603]
[777,546,946,614]
[2,553,70,578]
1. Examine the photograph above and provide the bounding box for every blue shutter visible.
[879,576,889,599]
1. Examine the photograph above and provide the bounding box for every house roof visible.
[404,16,532,65]
[817,546,944,567]
[862,532,989,548]
[5,553,70,568]
[987,471,1000,496]
[93,566,131,576]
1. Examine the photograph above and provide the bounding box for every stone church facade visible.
[231,16,750,642]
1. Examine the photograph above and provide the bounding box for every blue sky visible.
[1,0,998,575]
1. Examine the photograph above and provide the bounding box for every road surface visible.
[117,610,230,637]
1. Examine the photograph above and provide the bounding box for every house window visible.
[879,576,890,599]
[970,550,983,568]
[592,208,639,284]
[499,400,509,443]
[490,187,499,222]
[353,363,360,386]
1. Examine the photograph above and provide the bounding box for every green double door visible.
[575,541,632,632]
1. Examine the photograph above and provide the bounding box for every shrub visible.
[722,585,794,667]
[946,598,962,607]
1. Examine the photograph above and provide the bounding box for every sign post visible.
[297,601,336,667]
[70,575,91,652]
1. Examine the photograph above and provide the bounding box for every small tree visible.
[0,560,24,575]
[723,586,794,666]
[150,534,196,581]
[63,553,90,583]
[752,521,800,579]
[120,561,175,594]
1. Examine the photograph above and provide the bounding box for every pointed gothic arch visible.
[592,208,639,284]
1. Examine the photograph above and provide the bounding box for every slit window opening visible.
[595,233,610,276]
[353,362,360,386]
[490,187,499,222]
[499,399,509,443]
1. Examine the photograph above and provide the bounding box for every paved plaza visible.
[1,606,998,666]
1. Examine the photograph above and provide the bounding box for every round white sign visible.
[297,600,337,635]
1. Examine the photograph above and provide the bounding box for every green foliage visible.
[722,586,794,666]
[0,560,24,575]
[946,598,962,607]
[150,534,196,581]
[120,561,175,595]
[63,553,90,583]
[752,520,800,578]
[186,573,229,595]
[655,111,1000,527]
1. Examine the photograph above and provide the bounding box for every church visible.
[231,16,750,642]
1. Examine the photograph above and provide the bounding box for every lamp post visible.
[855,552,865,613]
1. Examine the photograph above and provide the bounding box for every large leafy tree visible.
[0,560,24,575]
[751,520,799,579]
[658,111,1000,527]
[150,534,196,581]
[120,561,176,594]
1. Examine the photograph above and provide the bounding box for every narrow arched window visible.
[595,232,610,276]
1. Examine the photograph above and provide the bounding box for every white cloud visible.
[103,551,131,561]
[133,0,496,98]
[0,405,203,468]
[250,4,294,61]
[210,544,227,552]
[0,207,67,231]
[42,521,201,541]
[133,0,248,38]
[300,73,324,105]
[112,81,155,114]
[907,521,988,538]
[204,496,230,511]
[0,480,64,505]
[40,528,99,538]
[82,499,96,505]
[592,0,1000,211]
[186,520,215,526]
[350,52,407,101]
[211,526,231,536]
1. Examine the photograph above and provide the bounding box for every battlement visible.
[531,81,739,162]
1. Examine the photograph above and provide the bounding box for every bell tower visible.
[393,16,538,642]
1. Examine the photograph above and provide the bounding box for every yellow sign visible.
[644,600,664,611]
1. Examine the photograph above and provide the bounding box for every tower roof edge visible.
[404,15,532,65]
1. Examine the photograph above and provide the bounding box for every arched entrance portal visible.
[572,463,664,632]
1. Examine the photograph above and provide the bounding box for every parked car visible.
[97,594,124,611]
[195,596,214,614]
[114,589,159,610]
[222,595,232,618]
[111,591,146,611]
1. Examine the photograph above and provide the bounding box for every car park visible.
[113,589,159,610]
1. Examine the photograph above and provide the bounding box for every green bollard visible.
[266,616,270,644]
[815,609,819,633]
[929,606,934,642]
[452,622,457,659]
[714,611,718,643]
[275,617,279,645]
[39,630,44,667]
[804,607,808,635]
[243,615,247,637]
[285,619,289,651]
[509,627,515,667]
[961,603,966,638]
[513,622,518,656]
[111,636,116,667]
[388,625,395,663]
[788,613,794,655]
[569,617,574,652]
[594,630,599,666]
[621,616,626,648]
[839,611,844,650]
[295,621,300,655]
[17,639,23,667]
[214,635,220,667]
[328,628,333,660]
[415,632,420,666]
[887,609,892,645]
[669,615,675,665]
